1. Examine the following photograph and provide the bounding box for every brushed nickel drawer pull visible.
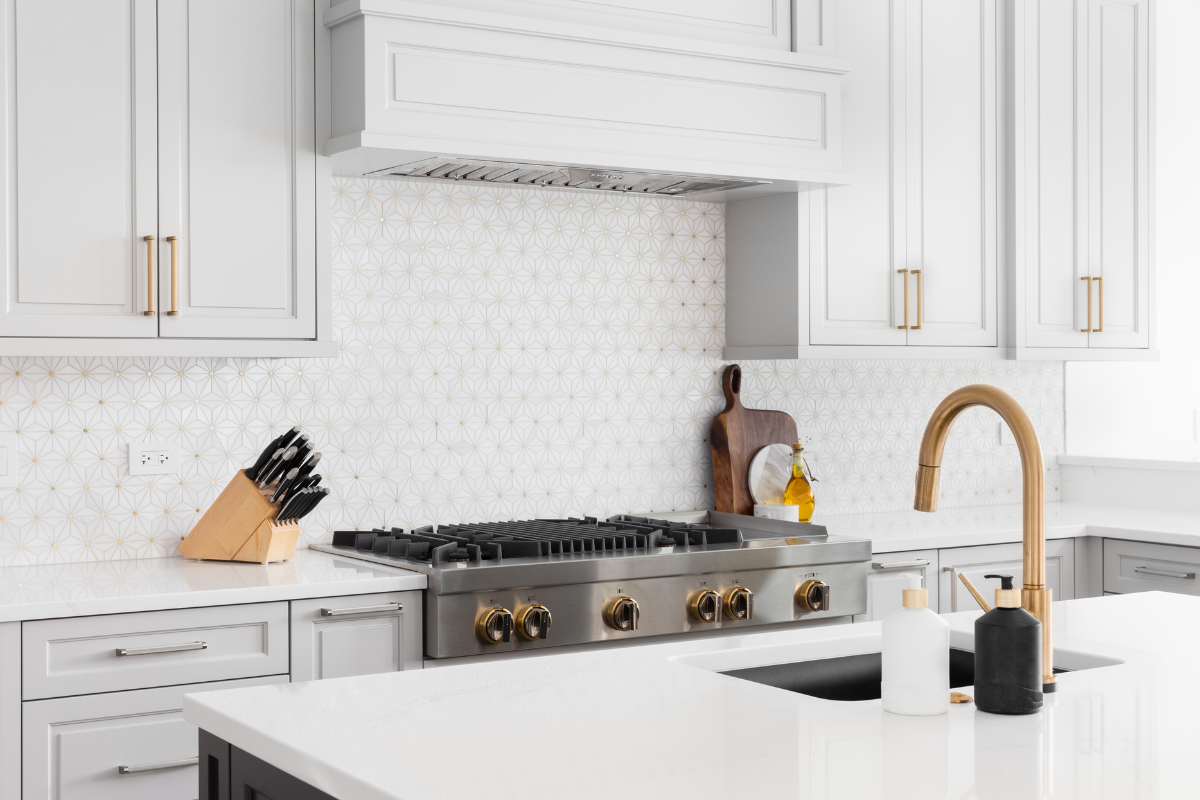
[871,559,931,571]
[115,641,208,657]
[321,602,402,617]
[118,757,198,775]
[1134,566,1195,580]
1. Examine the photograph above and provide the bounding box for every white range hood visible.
[324,0,849,199]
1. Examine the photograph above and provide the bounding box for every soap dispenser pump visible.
[974,574,1043,715]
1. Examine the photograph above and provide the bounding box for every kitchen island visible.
[184,591,1196,799]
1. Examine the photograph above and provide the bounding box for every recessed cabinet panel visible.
[0,0,157,338]
[938,540,1075,613]
[157,0,315,339]
[904,0,998,347]
[290,592,422,682]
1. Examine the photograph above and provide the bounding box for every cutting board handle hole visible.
[723,364,742,404]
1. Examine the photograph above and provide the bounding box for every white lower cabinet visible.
[937,540,1075,613]
[290,591,423,682]
[1104,539,1200,596]
[853,549,939,622]
[21,675,286,800]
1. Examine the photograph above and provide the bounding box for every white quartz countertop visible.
[818,500,1200,552]
[183,591,1199,799]
[0,550,426,623]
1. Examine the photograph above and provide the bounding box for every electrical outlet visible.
[128,442,178,475]
[796,427,821,448]
[999,423,1016,446]
[0,433,18,488]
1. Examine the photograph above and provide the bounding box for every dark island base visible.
[200,729,336,800]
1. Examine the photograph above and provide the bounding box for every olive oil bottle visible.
[783,444,815,522]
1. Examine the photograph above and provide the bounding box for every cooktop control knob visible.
[688,589,720,623]
[797,580,831,613]
[516,604,552,640]
[475,607,514,644]
[604,597,640,632]
[723,587,754,621]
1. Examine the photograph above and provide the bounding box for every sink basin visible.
[721,648,1069,701]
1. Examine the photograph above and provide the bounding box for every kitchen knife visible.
[257,445,297,489]
[283,488,323,522]
[247,426,302,481]
[276,488,310,521]
[297,487,330,520]
[270,467,300,505]
[290,452,321,483]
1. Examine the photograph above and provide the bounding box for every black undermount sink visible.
[722,648,1069,701]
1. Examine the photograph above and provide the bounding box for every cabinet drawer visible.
[290,591,422,682]
[1104,539,1200,596]
[22,603,289,700]
[22,675,286,800]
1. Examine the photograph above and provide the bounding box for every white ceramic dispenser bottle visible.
[881,588,950,715]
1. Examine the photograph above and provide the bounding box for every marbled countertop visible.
[0,549,426,623]
[183,591,1196,799]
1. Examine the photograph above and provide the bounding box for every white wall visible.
[1066,0,1200,460]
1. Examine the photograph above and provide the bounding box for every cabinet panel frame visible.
[290,590,422,682]
[937,538,1075,613]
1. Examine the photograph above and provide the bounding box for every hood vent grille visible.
[369,157,767,196]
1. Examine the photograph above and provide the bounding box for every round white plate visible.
[747,443,794,505]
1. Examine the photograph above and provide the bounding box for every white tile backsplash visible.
[0,177,1062,565]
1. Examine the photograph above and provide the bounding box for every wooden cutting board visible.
[710,364,798,516]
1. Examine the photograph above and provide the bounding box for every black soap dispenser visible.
[973,574,1043,715]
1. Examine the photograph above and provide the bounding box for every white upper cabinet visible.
[1014,0,1153,357]
[157,0,316,340]
[0,0,158,339]
[0,0,331,356]
[728,0,1003,359]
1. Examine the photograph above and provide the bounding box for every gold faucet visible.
[913,385,1054,692]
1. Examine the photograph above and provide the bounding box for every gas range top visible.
[312,512,870,659]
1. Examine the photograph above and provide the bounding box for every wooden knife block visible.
[710,364,799,516]
[178,470,299,564]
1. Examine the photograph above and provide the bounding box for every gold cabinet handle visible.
[1081,276,1096,332]
[165,235,179,316]
[1094,276,1103,332]
[897,269,910,329]
[912,269,923,330]
[142,235,155,316]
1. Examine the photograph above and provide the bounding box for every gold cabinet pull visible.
[1081,276,1096,332]
[912,269,923,330]
[142,235,155,316]
[165,236,179,316]
[897,269,911,329]
[1094,276,1103,332]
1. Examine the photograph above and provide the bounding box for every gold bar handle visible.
[165,235,179,315]
[897,269,910,329]
[1094,275,1103,332]
[912,269,923,330]
[142,235,155,316]
[1081,275,1093,332]
[957,572,992,613]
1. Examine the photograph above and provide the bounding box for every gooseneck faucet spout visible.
[913,385,1055,691]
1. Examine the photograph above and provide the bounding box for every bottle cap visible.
[792,443,803,451]
[985,574,1021,608]
[902,588,927,608]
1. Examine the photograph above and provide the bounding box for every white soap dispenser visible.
[881,588,950,715]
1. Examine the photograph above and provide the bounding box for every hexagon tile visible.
[0,177,1063,566]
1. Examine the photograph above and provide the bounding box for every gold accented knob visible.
[475,607,513,644]
[688,589,720,623]
[515,604,552,640]
[797,579,830,613]
[604,597,640,632]
[723,587,754,621]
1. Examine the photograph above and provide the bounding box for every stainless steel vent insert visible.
[368,157,768,196]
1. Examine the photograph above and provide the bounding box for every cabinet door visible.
[937,539,1075,613]
[290,591,422,682]
[903,0,1000,348]
[854,549,938,622]
[808,0,907,347]
[1104,539,1200,596]
[21,675,285,800]
[157,0,316,339]
[1017,0,1091,349]
[0,0,157,338]
[1085,0,1150,349]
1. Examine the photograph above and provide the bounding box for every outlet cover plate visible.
[0,433,18,488]
[129,442,178,475]
[796,427,821,448]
